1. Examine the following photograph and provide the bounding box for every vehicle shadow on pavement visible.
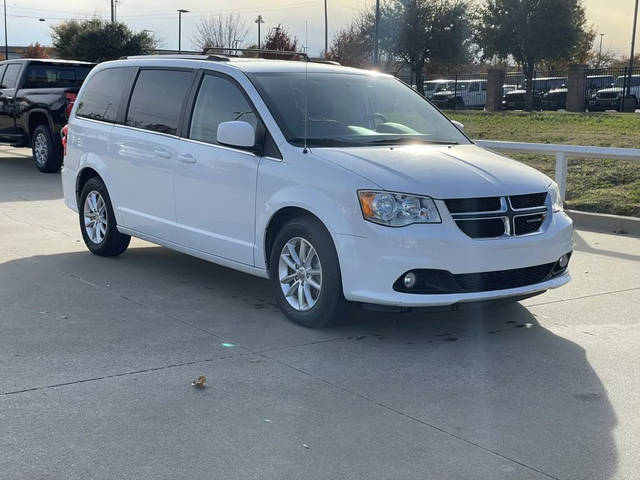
[0,153,63,203]
[573,230,640,262]
[0,246,619,479]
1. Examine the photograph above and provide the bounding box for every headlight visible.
[358,191,441,226]
[548,182,563,212]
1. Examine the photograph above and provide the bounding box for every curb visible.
[566,209,640,237]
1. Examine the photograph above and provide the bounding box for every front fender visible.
[255,184,364,271]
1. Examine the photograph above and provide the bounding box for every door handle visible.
[154,149,172,159]
[177,153,197,164]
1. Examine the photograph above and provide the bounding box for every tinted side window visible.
[23,64,93,88]
[189,75,258,144]
[76,67,133,122]
[126,69,193,135]
[1,64,22,88]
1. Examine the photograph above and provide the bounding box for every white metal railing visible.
[474,140,640,201]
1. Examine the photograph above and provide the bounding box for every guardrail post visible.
[555,152,568,202]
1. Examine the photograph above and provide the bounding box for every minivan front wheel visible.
[79,177,130,257]
[269,217,346,328]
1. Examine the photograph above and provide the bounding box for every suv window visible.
[468,82,479,92]
[189,74,258,144]
[23,63,93,89]
[76,67,133,123]
[126,69,193,136]
[1,64,22,89]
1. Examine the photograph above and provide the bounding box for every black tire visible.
[79,176,130,257]
[32,124,63,173]
[269,216,346,328]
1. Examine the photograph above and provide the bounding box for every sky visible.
[6,0,639,58]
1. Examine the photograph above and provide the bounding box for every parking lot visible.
[1,146,639,479]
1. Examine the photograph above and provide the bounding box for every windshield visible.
[249,72,469,147]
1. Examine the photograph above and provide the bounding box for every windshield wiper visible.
[288,138,358,147]
[362,138,459,146]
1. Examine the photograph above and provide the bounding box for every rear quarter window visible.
[23,64,93,89]
[76,67,134,123]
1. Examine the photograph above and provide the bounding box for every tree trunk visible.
[414,61,425,96]
[524,63,535,111]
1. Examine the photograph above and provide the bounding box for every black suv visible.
[503,77,567,110]
[541,75,615,110]
[0,59,95,172]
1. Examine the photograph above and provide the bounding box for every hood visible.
[597,87,623,94]
[432,90,456,97]
[506,89,526,96]
[546,88,568,95]
[311,144,552,199]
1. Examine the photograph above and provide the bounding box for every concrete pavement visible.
[1,147,638,479]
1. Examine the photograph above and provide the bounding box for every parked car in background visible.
[541,75,615,110]
[423,79,453,99]
[503,77,567,110]
[589,75,640,111]
[430,79,488,109]
[62,55,572,328]
[503,84,518,95]
[0,58,95,172]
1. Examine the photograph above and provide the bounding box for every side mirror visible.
[217,121,255,149]
[451,120,465,132]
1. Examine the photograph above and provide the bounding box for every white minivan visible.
[62,55,573,328]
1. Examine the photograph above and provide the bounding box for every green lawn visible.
[445,111,640,217]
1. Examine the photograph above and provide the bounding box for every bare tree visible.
[193,13,249,54]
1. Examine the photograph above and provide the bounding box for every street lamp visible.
[177,9,189,53]
[254,15,264,49]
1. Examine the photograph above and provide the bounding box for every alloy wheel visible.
[278,237,322,311]
[83,191,108,244]
[34,132,48,167]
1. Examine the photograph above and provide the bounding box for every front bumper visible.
[589,98,620,110]
[335,209,573,307]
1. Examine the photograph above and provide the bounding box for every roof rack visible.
[202,47,309,61]
[122,48,340,65]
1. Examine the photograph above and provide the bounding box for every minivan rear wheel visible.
[79,177,130,257]
[269,217,346,328]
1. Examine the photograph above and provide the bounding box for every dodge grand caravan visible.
[61,54,573,328]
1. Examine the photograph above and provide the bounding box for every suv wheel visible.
[269,217,346,328]
[79,177,130,256]
[32,124,63,173]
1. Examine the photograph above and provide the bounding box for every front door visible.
[174,72,260,266]
[0,63,23,143]
[110,68,195,241]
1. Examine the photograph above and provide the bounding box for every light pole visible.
[177,9,189,53]
[254,15,264,49]
[627,0,639,101]
[3,0,8,60]
[598,33,604,67]
[323,0,328,54]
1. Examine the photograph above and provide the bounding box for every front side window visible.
[249,72,469,147]
[469,83,479,92]
[76,67,133,123]
[189,74,257,144]
[126,69,194,135]
[1,64,22,89]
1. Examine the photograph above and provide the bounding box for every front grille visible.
[444,197,501,213]
[514,213,546,235]
[445,193,548,239]
[456,218,505,238]
[393,256,571,294]
[597,92,618,99]
[510,192,547,209]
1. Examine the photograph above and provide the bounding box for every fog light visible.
[403,272,417,289]
[558,254,569,268]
